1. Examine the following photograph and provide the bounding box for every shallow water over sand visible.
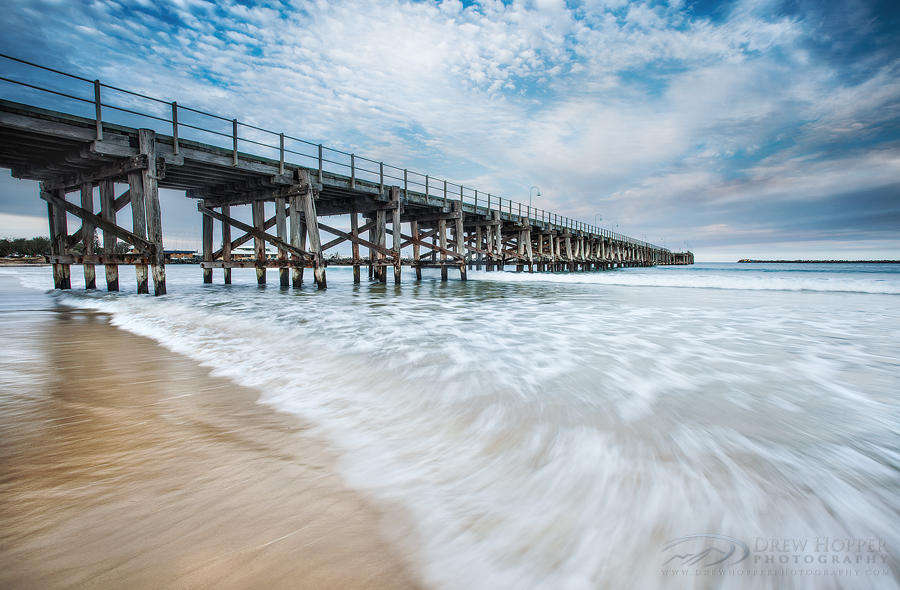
[0,275,420,589]
[2,263,898,589]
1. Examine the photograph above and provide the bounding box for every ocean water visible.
[2,262,899,589]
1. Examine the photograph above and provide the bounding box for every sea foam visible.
[3,263,898,589]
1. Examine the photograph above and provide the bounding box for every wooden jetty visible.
[0,55,693,295]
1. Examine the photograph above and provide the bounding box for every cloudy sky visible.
[1,0,898,260]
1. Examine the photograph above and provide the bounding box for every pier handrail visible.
[0,53,668,252]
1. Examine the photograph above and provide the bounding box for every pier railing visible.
[0,53,668,252]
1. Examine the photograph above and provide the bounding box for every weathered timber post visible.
[584,237,590,270]
[554,233,561,271]
[80,183,96,289]
[276,196,289,287]
[45,198,61,289]
[375,207,387,283]
[585,237,592,270]
[516,229,525,272]
[454,201,466,281]
[545,231,552,271]
[252,200,266,285]
[439,217,448,281]
[46,189,70,289]
[411,220,422,280]
[546,231,552,271]
[484,222,493,271]
[138,129,165,295]
[565,234,573,271]
[222,205,232,284]
[288,197,302,286]
[55,192,71,289]
[572,233,579,270]
[475,225,483,270]
[368,221,375,280]
[584,236,590,270]
[99,179,118,291]
[297,171,326,289]
[558,235,565,271]
[391,186,402,284]
[351,207,361,284]
[201,203,213,284]
[493,210,502,271]
[536,231,544,271]
[127,172,149,293]
[577,232,587,272]
[525,227,534,272]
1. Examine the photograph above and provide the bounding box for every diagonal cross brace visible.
[321,220,376,252]
[66,187,132,249]
[198,204,312,261]
[40,190,154,254]
[212,211,278,260]
[316,221,394,259]
[384,228,464,261]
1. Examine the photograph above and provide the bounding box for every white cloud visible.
[0,0,897,257]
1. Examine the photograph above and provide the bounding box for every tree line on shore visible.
[0,234,132,257]
[0,236,51,257]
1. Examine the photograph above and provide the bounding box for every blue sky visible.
[0,0,898,260]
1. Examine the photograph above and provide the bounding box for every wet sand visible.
[0,280,421,589]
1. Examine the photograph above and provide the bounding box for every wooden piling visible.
[138,129,165,295]
[276,196,289,287]
[298,172,326,289]
[127,172,149,292]
[516,228,525,272]
[45,198,62,289]
[493,210,502,271]
[375,208,386,283]
[368,221,375,280]
[411,220,421,280]
[537,230,544,271]
[439,218,448,281]
[454,201,466,281]
[80,183,96,289]
[391,187,401,284]
[548,233,555,270]
[484,223,493,271]
[351,207,361,284]
[202,204,213,284]
[99,179,118,291]
[525,227,534,272]
[475,225,483,270]
[222,205,232,284]
[288,197,302,286]
[252,200,266,285]
[46,189,70,289]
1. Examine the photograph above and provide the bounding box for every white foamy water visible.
[3,263,899,589]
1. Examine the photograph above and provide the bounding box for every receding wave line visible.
[470,270,900,294]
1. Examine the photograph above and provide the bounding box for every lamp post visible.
[529,186,541,211]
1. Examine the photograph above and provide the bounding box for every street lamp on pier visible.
[529,186,541,211]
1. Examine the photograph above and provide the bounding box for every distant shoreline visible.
[737,259,900,264]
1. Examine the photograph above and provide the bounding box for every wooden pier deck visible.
[0,55,692,295]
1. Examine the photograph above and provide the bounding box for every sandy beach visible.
[0,275,420,589]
